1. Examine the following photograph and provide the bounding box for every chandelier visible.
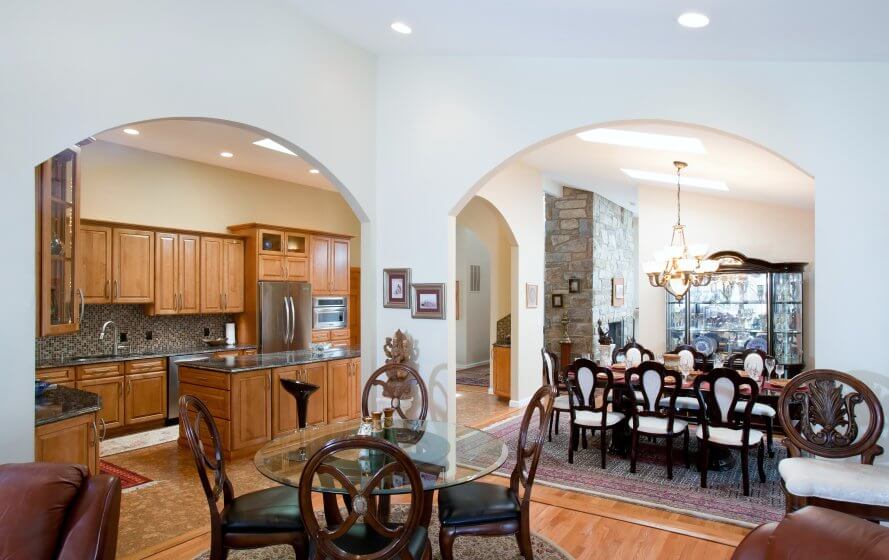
[643,161,719,301]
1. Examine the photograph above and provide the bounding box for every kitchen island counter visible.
[183,347,360,374]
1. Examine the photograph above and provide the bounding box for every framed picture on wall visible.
[526,283,539,308]
[384,268,411,308]
[612,277,625,307]
[568,278,581,293]
[552,293,564,308]
[411,283,446,319]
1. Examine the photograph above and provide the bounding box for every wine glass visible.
[765,357,776,381]
[776,364,786,380]
[713,354,724,369]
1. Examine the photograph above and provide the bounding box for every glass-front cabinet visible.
[665,251,807,375]
[37,146,82,335]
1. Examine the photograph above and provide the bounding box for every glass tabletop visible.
[254,419,508,495]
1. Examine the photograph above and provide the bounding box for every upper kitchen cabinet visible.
[149,232,200,315]
[311,235,350,295]
[223,238,245,312]
[201,236,244,313]
[231,225,310,282]
[113,228,154,303]
[36,147,82,336]
[80,224,112,303]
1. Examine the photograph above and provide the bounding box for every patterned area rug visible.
[99,460,152,490]
[101,425,179,457]
[193,505,572,559]
[475,413,786,527]
[456,364,489,387]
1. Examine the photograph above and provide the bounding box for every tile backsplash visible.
[36,304,234,363]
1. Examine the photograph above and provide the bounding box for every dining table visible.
[254,418,508,528]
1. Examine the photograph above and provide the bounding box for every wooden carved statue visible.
[383,329,410,364]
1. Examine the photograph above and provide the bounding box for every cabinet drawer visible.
[126,358,167,374]
[213,350,241,359]
[330,340,349,348]
[312,330,331,343]
[180,367,230,390]
[77,362,124,380]
[36,367,75,384]
[330,328,350,341]
[179,383,230,419]
[241,349,257,356]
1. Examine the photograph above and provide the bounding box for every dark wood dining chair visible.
[694,368,766,496]
[542,348,569,441]
[777,369,889,522]
[299,435,432,559]
[566,358,627,468]
[672,344,709,372]
[438,385,555,560]
[179,395,306,560]
[612,342,654,367]
[362,363,428,421]
[727,348,778,457]
[627,361,690,479]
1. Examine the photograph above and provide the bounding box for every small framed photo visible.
[526,283,539,308]
[568,278,581,293]
[612,277,625,307]
[552,293,564,308]
[384,268,411,308]
[411,283,446,319]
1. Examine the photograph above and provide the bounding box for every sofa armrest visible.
[767,506,889,560]
[731,522,777,560]
[57,474,122,560]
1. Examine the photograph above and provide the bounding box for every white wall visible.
[0,0,377,462]
[82,141,361,262]
[455,226,491,368]
[638,186,815,366]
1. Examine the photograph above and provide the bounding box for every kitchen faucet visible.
[99,320,122,356]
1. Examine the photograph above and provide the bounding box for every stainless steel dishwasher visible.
[167,354,211,422]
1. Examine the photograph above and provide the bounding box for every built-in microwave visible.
[312,296,347,329]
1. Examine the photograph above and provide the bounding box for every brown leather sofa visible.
[0,462,121,560]
[733,506,889,559]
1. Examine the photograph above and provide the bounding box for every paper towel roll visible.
[225,323,236,345]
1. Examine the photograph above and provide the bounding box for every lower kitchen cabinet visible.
[72,358,167,434]
[77,376,125,431]
[272,362,327,436]
[124,371,167,425]
[231,371,271,451]
[35,413,99,475]
[492,345,511,399]
[327,358,361,423]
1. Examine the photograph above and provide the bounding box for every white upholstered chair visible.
[566,359,626,468]
[542,348,570,441]
[612,342,654,368]
[726,349,777,456]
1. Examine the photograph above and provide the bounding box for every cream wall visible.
[637,186,815,366]
[82,141,361,262]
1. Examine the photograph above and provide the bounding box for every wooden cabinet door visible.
[492,346,510,398]
[80,224,112,303]
[153,232,178,315]
[349,268,360,346]
[304,362,327,425]
[348,359,361,419]
[331,239,350,295]
[286,257,309,281]
[231,371,271,450]
[178,234,201,314]
[258,254,285,281]
[310,236,331,294]
[35,413,97,475]
[113,228,154,303]
[201,237,224,313]
[77,376,125,430]
[326,359,352,423]
[125,371,166,425]
[223,238,244,312]
[272,367,298,436]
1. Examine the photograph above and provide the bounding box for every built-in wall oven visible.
[313,296,347,329]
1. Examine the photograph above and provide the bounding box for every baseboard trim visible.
[456,360,490,370]
[508,396,532,408]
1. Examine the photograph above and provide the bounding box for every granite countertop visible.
[493,341,511,348]
[36,344,258,369]
[184,347,361,374]
[35,386,101,427]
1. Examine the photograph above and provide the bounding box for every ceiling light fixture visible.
[308,168,320,174]
[219,152,234,158]
[122,128,140,136]
[621,168,728,191]
[253,138,297,156]
[576,128,706,154]
[678,12,710,28]
[390,21,412,34]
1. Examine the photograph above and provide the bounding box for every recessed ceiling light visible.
[621,168,728,191]
[253,138,297,156]
[390,21,412,34]
[219,152,234,158]
[678,12,710,28]
[308,168,320,174]
[122,128,140,136]
[577,128,706,154]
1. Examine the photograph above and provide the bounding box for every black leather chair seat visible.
[221,486,303,533]
[438,481,521,526]
[309,523,428,558]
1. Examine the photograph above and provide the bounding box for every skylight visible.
[253,138,298,156]
[577,128,706,154]
[621,168,729,191]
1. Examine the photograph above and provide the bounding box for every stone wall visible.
[544,187,637,358]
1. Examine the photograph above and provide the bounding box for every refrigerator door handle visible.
[283,297,292,346]
[288,296,297,344]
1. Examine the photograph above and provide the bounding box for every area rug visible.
[193,505,572,560]
[99,460,152,490]
[456,364,490,387]
[101,425,179,457]
[475,413,785,527]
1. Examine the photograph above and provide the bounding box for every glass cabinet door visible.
[285,232,308,257]
[665,292,687,351]
[772,272,804,366]
[688,273,769,359]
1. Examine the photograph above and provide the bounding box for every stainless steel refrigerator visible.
[258,281,312,353]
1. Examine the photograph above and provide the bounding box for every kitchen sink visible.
[68,354,119,362]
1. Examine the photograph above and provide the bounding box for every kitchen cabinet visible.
[311,236,350,295]
[286,257,309,281]
[326,358,361,423]
[223,239,245,312]
[77,376,124,431]
[492,345,510,399]
[80,224,112,304]
[201,237,243,313]
[35,413,99,475]
[113,228,154,303]
[36,367,75,385]
[272,362,327,436]
[36,147,82,336]
[258,254,286,281]
[124,370,166,425]
[310,236,331,293]
[154,232,201,315]
[349,267,360,346]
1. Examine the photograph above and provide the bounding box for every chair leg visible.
[582,428,588,449]
[600,429,607,469]
[554,410,560,435]
[439,526,457,560]
[741,447,750,496]
[210,530,226,560]
[292,533,308,559]
[548,413,554,442]
[516,514,533,559]
[630,429,638,474]
[765,417,775,458]
[699,442,709,488]
[757,443,767,483]
[568,424,575,464]
[666,435,674,480]
[683,430,690,467]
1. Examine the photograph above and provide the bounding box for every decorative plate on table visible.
[745,336,768,352]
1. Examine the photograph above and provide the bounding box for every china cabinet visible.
[666,251,806,375]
